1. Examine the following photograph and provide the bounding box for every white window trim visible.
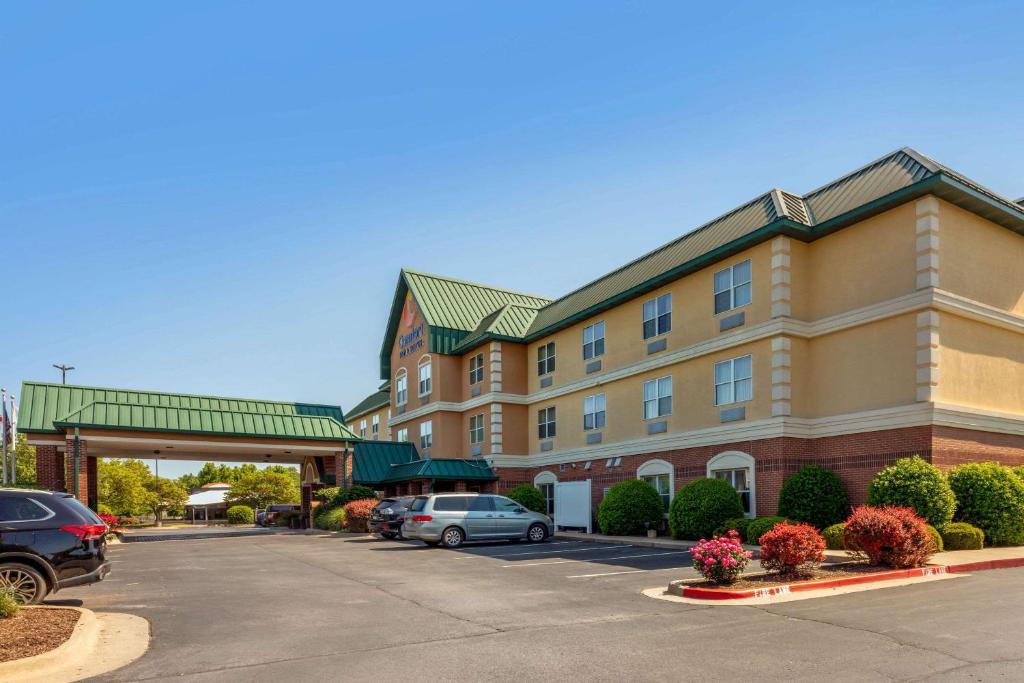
[359,419,367,439]
[583,321,606,360]
[642,375,673,420]
[538,406,556,440]
[395,369,408,407]
[537,342,556,376]
[534,470,558,486]
[418,355,433,397]
[419,420,433,449]
[469,413,485,444]
[713,259,753,315]
[583,392,606,431]
[396,427,408,443]
[637,458,673,515]
[642,292,672,340]
[469,353,485,386]
[714,354,753,406]
[707,451,756,518]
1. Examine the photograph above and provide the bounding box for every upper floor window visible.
[583,321,605,360]
[469,353,484,385]
[643,376,673,419]
[418,357,432,396]
[537,342,556,376]
[359,419,367,439]
[469,414,485,444]
[714,259,752,315]
[642,293,672,339]
[395,371,408,406]
[583,393,606,431]
[420,420,433,449]
[371,414,379,438]
[714,355,753,405]
[396,427,408,443]
[538,407,556,439]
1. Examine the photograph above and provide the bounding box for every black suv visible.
[368,496,414,539]
[0,489,111,604]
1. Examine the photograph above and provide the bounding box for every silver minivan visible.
[402,493,552,548]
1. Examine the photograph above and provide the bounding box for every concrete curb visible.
[120,528,297,543]
[0,606,150,682]
[945,557,1024,573]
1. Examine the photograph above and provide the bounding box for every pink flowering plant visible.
[689,530,752,584]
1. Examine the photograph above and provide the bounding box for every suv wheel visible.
[0,563,49,605]
[527,523,547,543]
[442,526,465,548]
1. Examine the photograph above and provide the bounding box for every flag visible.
[1,400,10,447]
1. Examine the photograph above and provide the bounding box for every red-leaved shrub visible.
[759,522,826,577]
[98,513,124,528]
[690,530,752,584]
[342,498,378,533]
[843,505,934,568]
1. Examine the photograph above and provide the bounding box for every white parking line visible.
[454,544,628,559]
[501,550,688,568]
[566,566,690,578]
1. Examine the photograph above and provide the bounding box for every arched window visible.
[302,461,320,485]
[707,451,756,518]
[637,458,673,512]
[534,471,557,516]
[418,355,433,396]
[395,369,408,406]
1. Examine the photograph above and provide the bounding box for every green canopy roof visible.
[379,457,498,484]
[351,441,420,485]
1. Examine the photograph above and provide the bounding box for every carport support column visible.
[35,444,66,492]
[64,434,94,508]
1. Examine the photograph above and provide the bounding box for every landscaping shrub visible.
[98,512,121,528]
[314,487,341,505]
[822,523,846,550]
[843,506,934,568]
[948,462,1024,545]
[97,503,114,516]
[746,516,790,545]
[940,522,985,550]
[866,456,956,528]
[777,465,848,529]
[668,478,744,540]
[0,588,19,618]
[342,498,378,533]
[1012,465,1024,481]
[336,486,380,507]
[506,484,547,514]
[925,525,944,553]
[315,506,347,531]
[226,505,254,525]
[759,522,827,578]
[713,517,752,542]
[274,511,299,527]
[690,531,752,584]
[598,480,665,536]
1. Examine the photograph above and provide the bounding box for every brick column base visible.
[35,445,66,492]
[64,438,92,507]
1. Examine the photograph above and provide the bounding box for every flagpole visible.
[1,387,7,486]
[9,394,16,486]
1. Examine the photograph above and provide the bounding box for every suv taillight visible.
[61,524,107,541]
[411,515,432,522]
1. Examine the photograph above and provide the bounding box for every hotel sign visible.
[398,292,424,358]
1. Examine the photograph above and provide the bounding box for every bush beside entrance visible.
[598,480,664,536]
[226,505,254,525]
[506,485,546,514]
[866,456,956,528]
[948,462,1024,546]
[669,478,744,540]
[777,466,848,529]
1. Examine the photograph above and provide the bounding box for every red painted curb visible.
[678,566,948,600]
[945,557,1024,573]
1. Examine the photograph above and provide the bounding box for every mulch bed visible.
[686,562,888,591]
[0,608,80,663]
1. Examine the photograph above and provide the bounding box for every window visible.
[637,459,673,512]
[494,496,523,513]
[714,355,753,405]
[583,393,606,431]
[418,358,432,396]
[469,414,485,444]
[0,497,54,522]
[433,496,472,512]
[714,259,752,315]
[643,376,672,419]
[708,451,756,517]
[359,419,367,439]
[420,420,433,449]
[396,427,408,443]
[642,293,672,339]
[535,472,557,516]
[469,353,484,385]
[395,371,408,406]
[583,321,605,360]
[537,342,555,376]
[371,414,379,438]
[537,407,556,439]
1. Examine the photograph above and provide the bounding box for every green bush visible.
[823,523,846,550]
[940,522,985,550]
[97,503,114,516]
[746,516,790,544]
[668,478,744,540]
[713,517,752,542]
[226,505,254,525]
[925,524,944,553]
[777,465,848,529]
[948,462,1024,545]
[0,588,18,618]
[314,487,341,504]
[866,456,956,528]
[506,485,546,514]
[1012,465,1024,481]
[598,480,665,536]
[315,506,347,531]
[334,486,379,507]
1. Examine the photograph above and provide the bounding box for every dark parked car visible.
[0,489,111,604]
[369,497,414,539]
[263,504,301,527]
[255,508,267,527]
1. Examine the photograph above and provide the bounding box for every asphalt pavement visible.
[54,532,1024,682]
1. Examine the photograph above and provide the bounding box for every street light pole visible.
[52,364,75,385]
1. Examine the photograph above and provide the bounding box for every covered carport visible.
[18,381,359,526]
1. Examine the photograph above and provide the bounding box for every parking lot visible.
[58,532,1024,681]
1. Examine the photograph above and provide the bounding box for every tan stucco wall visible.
[940,200,1024,315]
[939,314,1024,415]
[349,405,391,440]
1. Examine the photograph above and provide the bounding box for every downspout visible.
[73,427,81,499]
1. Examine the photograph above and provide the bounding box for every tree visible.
[226,470,300,510]
[194,462,236,486]
[14,435,36,487]
[98,459,153,516]
[145,478,189,524]
[177,472,200,491]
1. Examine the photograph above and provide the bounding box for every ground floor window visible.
[713,469,751,515]
[641,473,671,511]
[707,451,755,518]
[637,458,673,512]
[534,471,557,517]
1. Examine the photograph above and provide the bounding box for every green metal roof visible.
[379,457,498,484]
[19,381,349,437]
[451,303,542,353]
[344,390,390,422]
[53,401,356,441]
[351,441,420,485]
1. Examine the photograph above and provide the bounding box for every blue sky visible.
[4,2,1024,477]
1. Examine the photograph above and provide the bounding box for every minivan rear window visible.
[432,496,472,512]
[410,497,428,512]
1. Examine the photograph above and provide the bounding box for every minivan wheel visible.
[441,526,465,548]
[527,523,547,543]
[0,563,48,605]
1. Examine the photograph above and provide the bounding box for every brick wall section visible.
[63,438,92,506]
[34,445,65,492]
[932,426,1024,468]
